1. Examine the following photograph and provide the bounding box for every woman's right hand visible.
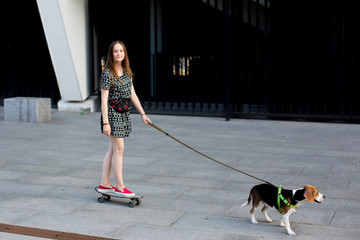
[103,125,111,136]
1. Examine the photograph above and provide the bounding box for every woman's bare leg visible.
[100,141,113,187]
[110,136,125,189]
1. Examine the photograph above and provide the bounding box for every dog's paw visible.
[287,230,296,236]
[266,218,273,223]
[280,221,285,227]
[251,219,258,224]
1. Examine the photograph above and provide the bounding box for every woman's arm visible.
[101,89,111,136]
[130,84,152,125]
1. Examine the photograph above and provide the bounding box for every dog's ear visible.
[304,185,316,202]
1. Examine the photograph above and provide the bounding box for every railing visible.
[139,0,360,122]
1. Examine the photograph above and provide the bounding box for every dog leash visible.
[149,122,272,185]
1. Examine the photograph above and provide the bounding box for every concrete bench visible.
[4,97,51,123]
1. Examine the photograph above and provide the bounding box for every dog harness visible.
[277,185,298,213]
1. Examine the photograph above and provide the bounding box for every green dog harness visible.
[277,185,298,214]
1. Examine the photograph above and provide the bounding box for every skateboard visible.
[94,186,142,208]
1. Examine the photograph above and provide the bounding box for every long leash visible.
[149,122,272,185]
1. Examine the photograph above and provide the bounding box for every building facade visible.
[1,0,360,121]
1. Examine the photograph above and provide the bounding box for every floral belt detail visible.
[108,98,132,113]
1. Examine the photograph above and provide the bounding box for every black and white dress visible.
[100,69,132,138]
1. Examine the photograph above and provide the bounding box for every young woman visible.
[98,40,151,197]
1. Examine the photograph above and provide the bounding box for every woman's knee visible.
[113,146,124,156]
[110,137,124,155]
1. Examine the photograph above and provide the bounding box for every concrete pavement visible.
[0,107,359,240]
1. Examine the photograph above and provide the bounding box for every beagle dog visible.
[241,183,325,236]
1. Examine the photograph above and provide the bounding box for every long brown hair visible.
[104,40,133,85]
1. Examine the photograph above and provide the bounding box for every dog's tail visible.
[241,191,253,208]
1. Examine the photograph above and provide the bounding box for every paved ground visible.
[0,107,359,240]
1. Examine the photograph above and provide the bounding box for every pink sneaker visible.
[98,185,115,194]
[114,187,135,197]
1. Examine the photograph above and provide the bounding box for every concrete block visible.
[4,97,51,123]
[57,95,98,113]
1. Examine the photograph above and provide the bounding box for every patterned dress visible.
[100,69,132,138]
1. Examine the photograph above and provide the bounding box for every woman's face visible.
[113,43,125,63]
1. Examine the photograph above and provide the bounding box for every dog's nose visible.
[323,195,325,199]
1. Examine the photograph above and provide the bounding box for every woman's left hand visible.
[142,114,152,125]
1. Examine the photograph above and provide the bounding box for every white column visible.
[36,0,91,103]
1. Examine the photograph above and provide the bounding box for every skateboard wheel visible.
[128,201,134,208]
[98,197,105,203]
[105,195,111,201]
[135,198,141,205]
